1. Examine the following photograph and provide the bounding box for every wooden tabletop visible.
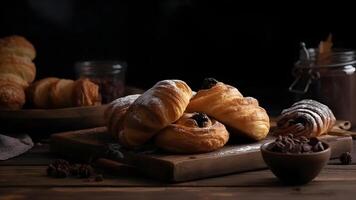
[1,141,355,200]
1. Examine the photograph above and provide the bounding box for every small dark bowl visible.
[261,141,331,185]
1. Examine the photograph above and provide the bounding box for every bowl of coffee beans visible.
[261,134,331,185]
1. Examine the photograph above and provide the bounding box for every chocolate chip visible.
[340,152,352,165]
[302,144,312,153]
[201,78,218,89]
[191,113,210,128]
[308,137,319,146]
[270,135,325,154]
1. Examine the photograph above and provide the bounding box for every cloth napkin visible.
[0,134,34,160]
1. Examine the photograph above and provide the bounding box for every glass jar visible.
[75,60,127,103]
[290,43,356,127]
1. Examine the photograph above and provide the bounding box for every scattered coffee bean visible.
[269,135,326,154]
[339,152,352,165]
[46,159,71,178]
[46,159,102,181]
[78,164,94,178]
[95,174,104,182]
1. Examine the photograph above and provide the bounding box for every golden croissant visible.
[119,80,193,147]
[0,35,36,109]
[186,78,270,141]
[105,94,140,140]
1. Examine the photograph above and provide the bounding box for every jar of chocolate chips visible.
[289,36,356,127]
[75,60,127,103]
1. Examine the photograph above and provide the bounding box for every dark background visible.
[1,0,355,112]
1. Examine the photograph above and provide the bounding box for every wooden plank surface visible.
[50,127,353,182]
[0,138,355,199]
[1,184,356,200]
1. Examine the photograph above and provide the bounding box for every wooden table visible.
[1,141,355,200]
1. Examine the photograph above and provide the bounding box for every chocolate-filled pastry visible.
[187,80,270,141]
[275,99,336,137]
[155,113,229,153]
[105,94,140,139]
[119,80,193,148]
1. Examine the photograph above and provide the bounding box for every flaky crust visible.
[275,99,336,137]
[155,113,229,153]
[26,77,60,108]
[0,54,36,84]
[186,82,270,141]
[0,35,36,60]
[72,78,101,107]
[49,79,75,108]
[119,80,193,148]
[28,78,101,109]
[105,94,140,139]
[0,81,25,110]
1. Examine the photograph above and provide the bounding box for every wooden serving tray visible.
[50,127,353,182]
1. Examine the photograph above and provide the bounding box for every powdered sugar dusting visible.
[134,80,183,107]
[110,94,140,108]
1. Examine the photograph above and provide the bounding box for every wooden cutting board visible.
[50,127,353,182]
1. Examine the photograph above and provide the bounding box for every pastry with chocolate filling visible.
[275,99,336,137]
[155,113,229,153]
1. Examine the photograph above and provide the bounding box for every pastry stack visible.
[106,78,271,154]
[0,35,36,109]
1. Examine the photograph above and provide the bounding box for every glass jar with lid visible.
[290,43,356,127]
[75,60,127,104]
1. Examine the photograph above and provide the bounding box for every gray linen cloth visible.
[0,134,34,160]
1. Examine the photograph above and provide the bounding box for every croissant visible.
[274,99,336,137]
[0,81,25,110]
[155,113,229,153]
[0,35,36,110]
[27,77,101,108]
[0,35,36,60]
[186,78,270,141]
[105,94,140,139]
[119,80,193,147]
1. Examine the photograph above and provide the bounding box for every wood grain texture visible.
[0,142,356,199]
[1,165,356,187]
[0,105,108,134]
[50,127,353,182]
[1,184,356,200]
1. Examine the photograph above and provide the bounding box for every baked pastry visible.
[26,77,60,108]
[0,81,25,110]
[105,94,140,139]
[155,113,229,153]
[274,99,336,137]
[186,78,270,141]
[0,35,36,110]
[119,80,193,148]
[0,35,36,60]
[27,78,101,108]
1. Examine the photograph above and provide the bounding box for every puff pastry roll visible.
[275,99,336,137]
[187,78,270,141]
[155,113,229,153]
[119,80,193,147]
